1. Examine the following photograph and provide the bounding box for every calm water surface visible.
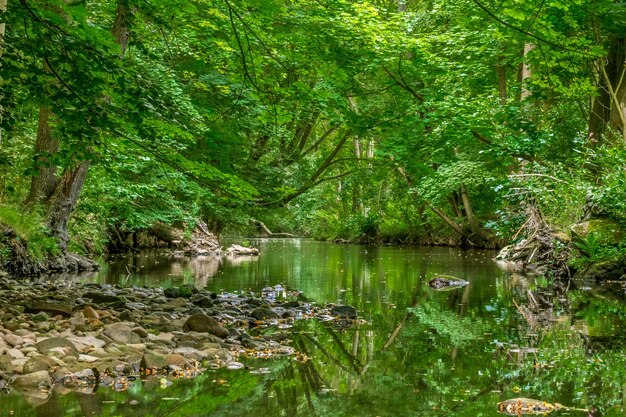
[2,239,626,417]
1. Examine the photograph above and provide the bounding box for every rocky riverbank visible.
[0,278,359,401]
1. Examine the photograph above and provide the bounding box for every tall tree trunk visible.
[25,106,59,205]
[0,0,7,144]
[460,184,492,245]
[520,43,535,101]
[497,55,507,105]
[589,37,626,143]
[112,0,131,56]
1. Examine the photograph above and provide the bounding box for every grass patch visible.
[0,204,59,259]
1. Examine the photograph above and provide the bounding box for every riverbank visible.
[0,278,359,400]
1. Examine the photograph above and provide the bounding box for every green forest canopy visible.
[0,0,625,253]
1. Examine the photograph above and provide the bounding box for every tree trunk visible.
[520,43,535,101]
[589,37,626,143]
[460,184,492,245]
[149,222,183,244]
[497,55,507,105]
[25,106,60,205]
[0,0,6,144]
[46,161,90,251]
[112,0,131,56]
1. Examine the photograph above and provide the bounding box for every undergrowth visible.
[0,204,59,260]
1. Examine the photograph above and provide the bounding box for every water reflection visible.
[2,240,626,416]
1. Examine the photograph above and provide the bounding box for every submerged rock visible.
[330,305,358,318]
[428,275,469,290]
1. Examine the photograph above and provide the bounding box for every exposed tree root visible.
[0,224,98,276]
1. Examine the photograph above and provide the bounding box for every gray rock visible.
[173,347,206,361]
[140,353,168,370]
[5,333,23,347]
[163,288,180,298]
[251,307,279,320]
[182,314,229,338]
[35,337,78,356]
[12,371,52,389]
[132,327,149,338]
[83,292,126,305]
[103,329,141,344]
[32,312,50,323]
[25,301,73,317]
[23,357,56,374]
[192,296,214,308]
[7,348,24,359]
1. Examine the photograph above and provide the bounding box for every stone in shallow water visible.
[141,353,169,370]
[173,347,206,361]
[330,305,358,318]
[12,370,53,389]
[182,314,229,338]
[251,308,279,320]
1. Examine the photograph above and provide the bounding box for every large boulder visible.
[182,314,229,338]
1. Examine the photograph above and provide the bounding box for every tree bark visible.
[0,0,6,144]
[589,37,626,143]
[520,43,535,101]
[112,0,131,56]
[460,184,492,244]
[497,55,507,105]
[25,106,60,205]
[46,161,90,251]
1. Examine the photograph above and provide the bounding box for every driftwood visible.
[495,203,571,278]
[253,220,297,238]
[225,244,259,256]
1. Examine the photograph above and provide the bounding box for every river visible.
[1,239,625,416]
